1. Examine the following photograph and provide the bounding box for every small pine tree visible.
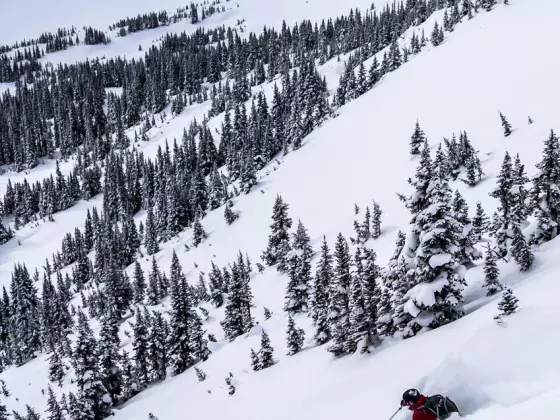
[250,348,260,371]
[410,120,426,155]
[225,373,235,395]
[224,205,239,225]
[312,237,333,345]
[431,21,442,46]
[133,260,146,304]
[482,245,502,296]
[261,195,293,271]
[263,307,272,320]
[259,330,275,369]
[500,112,512,137]
[511,225,533,271]
[371,201,382,239]
[0,381,10,397]
[194,367,207,382]
[285,316,305,356]
[494,286,519,322]
[192,217,208,247]
[472,201,490,241]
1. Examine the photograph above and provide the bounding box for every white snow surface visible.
[1,1,560,420]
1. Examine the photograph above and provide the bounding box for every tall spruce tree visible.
[472,201,490,241]
[261,195,293,271]
[490,152,515,257]
[258,330,275,369]
[167,252,197,375]
[46,386,64,420]
[312,237,333,345]
[285,315,305,356]
[530,130,560,244]
[407,159,465,332]
[482,245,501,296]
[510,225,533,271]
[284,220,313,313]
[72,310,111,419]
[133,261,146,304]
[148,311,168,382]
[98,311,122,404]
[327,233,352,356]
[132,309,151,387]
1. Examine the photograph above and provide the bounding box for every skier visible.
[400,389,459,419]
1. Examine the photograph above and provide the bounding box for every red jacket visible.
[409,395,437,420]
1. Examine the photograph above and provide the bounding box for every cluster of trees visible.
[83,27,111,45]
[43,28,78,53]
[1,0,490,172]
[0,52,42,83]
[110,1,226,37]
[256,119,549,363]
[110,10,172,34]
[0,247,216,418]
[1,161,97,229]
[260,195,381,356]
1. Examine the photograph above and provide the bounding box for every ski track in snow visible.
[1,0,560,419]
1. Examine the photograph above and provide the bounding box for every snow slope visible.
[1,0,560,419]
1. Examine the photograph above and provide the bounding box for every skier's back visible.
[401,389,459,420]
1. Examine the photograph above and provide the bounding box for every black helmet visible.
[401,389,420,406]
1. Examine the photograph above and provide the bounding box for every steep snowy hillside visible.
[2,0,381,64]
[0,0,559,419]
[99,1,560,419]
[3,0,381,45]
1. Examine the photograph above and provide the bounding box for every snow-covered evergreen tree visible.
[194,366,207,382]
[72,310,111,419]
[285,315,305,356]
[148,311,168,382]
[406,159,465,333]
[371,201,382,239]
[495,286,519,321]
[133,261,146,304]
[500,112,512,137]
[344,248,368,354]
[258,330,275,369]
[192,217,207,247]
[529,130,560,244]
[510,225,533,271]
[132,310,150,387]
[311,237,333,345]
[410,120,426,155]
[490,152,515,257]
[327,233,352,356]
[262,195,293,271]
[46,386,64,420]
[451,190,481,264]
[222,257,253,341]
[98,312,122,404]
[482,245,502,296]
[250,348,260,371]
[472,201,490,241]
[224,204,239,225]
[284,220,313,313]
